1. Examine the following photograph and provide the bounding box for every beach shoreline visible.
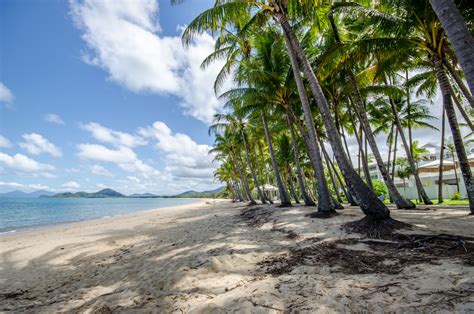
[1,201,473,312]
[0,198,208,238]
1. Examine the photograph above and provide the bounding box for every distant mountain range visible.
[0,186,225,199]
[47,188,125,198]
[0,190,56,198]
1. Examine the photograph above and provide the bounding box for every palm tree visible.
[210,112,268,204]
[325,9,415,209]
[210,130,256,204]
[429,0,474,97]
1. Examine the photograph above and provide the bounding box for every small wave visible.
[0,229,17,235]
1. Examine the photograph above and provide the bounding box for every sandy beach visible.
[1,200,474,312]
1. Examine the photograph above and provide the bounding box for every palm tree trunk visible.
[231,150,256,204]
[287,114,316,206]
[347,100,374,190]
[392,129,398,181]
[438,104,446,204]
[282,31,334,213]
[447,83,474,131]
[329,12,414,209]
[444,60,474,109]
[240,129,267,204]
[389,97,433,205]
[433,55,474,213]
[430,0,474,97]
[279,16,392,223]
[453,152,460,194]
[347,69,415,208]
[287,172,300,204]
[261,113,291,207]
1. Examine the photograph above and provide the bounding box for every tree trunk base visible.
[303,200,317,206]
[279,202,292,208]
[395,199,416,209]
[343,216,411,238]
[306,211,339,219]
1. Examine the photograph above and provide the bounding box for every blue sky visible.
[0,0,224,194]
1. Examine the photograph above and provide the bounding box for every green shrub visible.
[372,180,388,199]
[450,192,461,200]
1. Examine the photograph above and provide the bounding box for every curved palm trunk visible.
[328,12,413,209]
[430,0,474,97]
[444,60,474,109]
[283,31,334,214]
[261,113,291,207]
[231,150,256,205]
[279,16,391,221]
[240,129,267,204]
[438,104,446,204]
[447,83,474,131]
[347,68,414,208]
[287,114,316,206]
[389,98,433,205]
[433,55,474,214]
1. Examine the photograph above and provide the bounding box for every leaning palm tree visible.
[429,0,474,98]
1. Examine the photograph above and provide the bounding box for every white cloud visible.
[19,133,62,157]
[44,113,65,125]
[62,181,81,189]
[77,143,159,177]
[0,182,51,191]
[140,121,217,179]
[90,164,113,176]
[0,152,55,173]
[70,0,225,124]
[0,82,14,105]
[80,122,146,147]
[0,135,12,148]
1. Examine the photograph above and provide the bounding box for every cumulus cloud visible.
[0,135,12,148]
[80,122,147,147]
[90,164,113,176]
[77,143,159,177]
[0,82,14,106]
[0,152,55,173]
[139,121,217,179]
[19,133,62,157]
[62,181,81,189]
[70,0,225,124]
[44,113,65,125]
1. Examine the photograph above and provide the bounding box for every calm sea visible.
[0,197,199,234]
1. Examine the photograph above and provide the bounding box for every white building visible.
[361,141,474,200]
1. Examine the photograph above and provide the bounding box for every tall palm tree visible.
[429,0,474,97]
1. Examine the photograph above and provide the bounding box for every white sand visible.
[1,200,473,312]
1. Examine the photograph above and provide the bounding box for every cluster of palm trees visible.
[179,0,474,228]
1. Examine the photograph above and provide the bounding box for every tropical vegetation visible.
[179,0,474,234]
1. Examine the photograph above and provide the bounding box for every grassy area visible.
[383,199,469,206]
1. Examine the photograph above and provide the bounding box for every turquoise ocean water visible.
[0,197,199,234]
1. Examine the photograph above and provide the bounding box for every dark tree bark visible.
[444,60,474,109]
[262,113,292,207]
[430,0,474,97]
[433,55,474,213]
